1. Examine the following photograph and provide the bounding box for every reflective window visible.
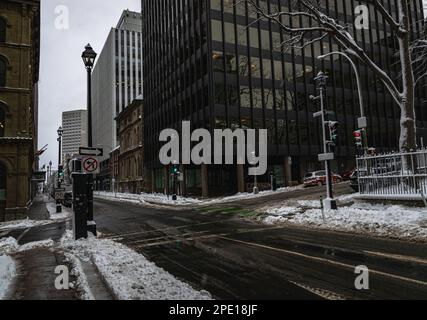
[0,107,4,136]
[0,18,5,43]
[0,57,6,87]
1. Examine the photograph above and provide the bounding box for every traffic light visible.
[58,165,64,181]
[354,130,363,148]
[171,165,179,175]
[329,121,339,145]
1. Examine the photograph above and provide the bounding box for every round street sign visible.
[83,157,99,173]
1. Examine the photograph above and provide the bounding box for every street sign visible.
[313,111,322,118]
[79,147,104,157]
[178,173,184,182]
[55,188,66,200]
[82,157,100,174]
[318,153,335,162]
[358,116,367,129]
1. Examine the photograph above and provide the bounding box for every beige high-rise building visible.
[62,110,88,162]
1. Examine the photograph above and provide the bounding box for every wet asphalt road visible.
[94,187,427,300]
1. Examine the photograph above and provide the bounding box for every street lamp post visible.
[82,44,97,148]
[318,52,368,150]
[82,44,97,225]
[56,127,63,213]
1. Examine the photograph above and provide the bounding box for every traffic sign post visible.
[55,188,66,201]
[82,157,100,175]
[79,147,103,157]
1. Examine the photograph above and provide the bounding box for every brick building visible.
[0,0,40,221]
[116,96,144,194]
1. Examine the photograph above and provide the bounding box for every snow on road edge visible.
[60,231,212,300]
[95,186,303,207]
[0,255,16,300]
[261,198,427,241]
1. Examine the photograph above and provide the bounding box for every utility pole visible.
[312,72,337,211]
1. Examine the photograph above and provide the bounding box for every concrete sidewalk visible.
[3,193,114,300]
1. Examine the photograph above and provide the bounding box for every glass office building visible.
[142,0,427,196]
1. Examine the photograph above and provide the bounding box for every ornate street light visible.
[81,44,97,69]
[81,44,97,147]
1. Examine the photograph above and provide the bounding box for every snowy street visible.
[91,186,427,300]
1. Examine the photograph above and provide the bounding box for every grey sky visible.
[38,1,426,169]
[38,0,141,169]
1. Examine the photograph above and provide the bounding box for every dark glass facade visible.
[142,0,427,196]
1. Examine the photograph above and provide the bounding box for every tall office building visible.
[62,110,88,162]
[142,0,426,196]
[92,10,143,159]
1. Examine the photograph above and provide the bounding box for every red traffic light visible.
[353,130,362,138]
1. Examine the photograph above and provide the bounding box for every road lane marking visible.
[264,233,427,266]
[219,237,427,287]
[363,251,427,265]
[103,218,240,240]
[289,281,347,300]
[132,226,287,248]
[17,228,31,243]
[128,230,212,245]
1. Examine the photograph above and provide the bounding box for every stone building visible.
[116,96,144,194]
[0,0,40,221]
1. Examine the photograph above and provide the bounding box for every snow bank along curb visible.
[0,255,16,300]
[94,186,303,207]
[60,231,212,300]
[260,196,427,242]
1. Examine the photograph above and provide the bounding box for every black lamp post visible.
[82,44,97,148]
[57,126,63,185]
[56,126,63,213]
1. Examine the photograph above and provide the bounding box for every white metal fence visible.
[356,149,427,200]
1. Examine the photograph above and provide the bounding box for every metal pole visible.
[319,87,333,201]
[318,52,368,150]
[87,68,93,148]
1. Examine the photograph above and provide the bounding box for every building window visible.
[0,162,6,201]
[0,57,6,87]
[0,107,4,136]
[0,18,6,43]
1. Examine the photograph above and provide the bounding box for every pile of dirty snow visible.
[263,200,427,241]
[60,231,212,300]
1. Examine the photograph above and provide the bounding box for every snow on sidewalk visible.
[0,255,16,300]
[46,202,72,221]
[0,237,56,300]
[0,219,50,231]
[261,197,427,241]
[60,231,212,300]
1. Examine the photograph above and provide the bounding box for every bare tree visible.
[242,0,425,152]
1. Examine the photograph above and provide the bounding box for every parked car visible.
[303,171,342,188]
[340,168,356,181]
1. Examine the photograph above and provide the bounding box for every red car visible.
[303,171,343,188]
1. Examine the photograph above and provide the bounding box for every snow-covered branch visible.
[241,0,421,151]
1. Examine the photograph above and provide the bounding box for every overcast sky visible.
[38,1,427,169]
[38,0,141,169]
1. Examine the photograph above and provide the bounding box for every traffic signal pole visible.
[313,72,337,211]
